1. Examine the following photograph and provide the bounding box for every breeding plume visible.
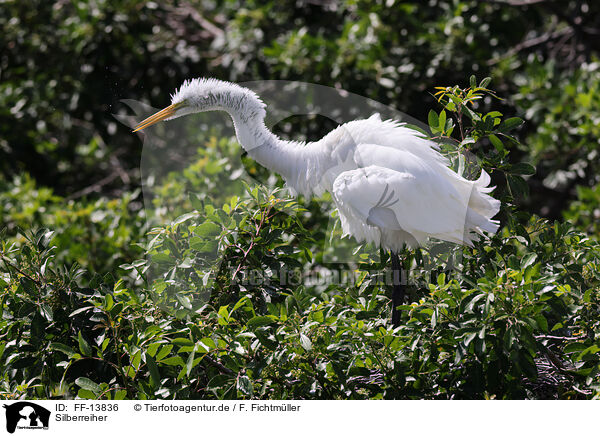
[134,78,501,325]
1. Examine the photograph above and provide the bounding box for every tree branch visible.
[487,27,573,65]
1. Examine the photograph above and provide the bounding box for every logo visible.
[3,402,50,434]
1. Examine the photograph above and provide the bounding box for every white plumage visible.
[134,78,501,253]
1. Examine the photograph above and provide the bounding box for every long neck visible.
[220,97,324,196]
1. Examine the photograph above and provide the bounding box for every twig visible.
[66,172,120,200]
[488,0,548,5]
[0,255,43,287]
[94,135,131,185]
[535,334,585,341]
[202,355,234,375]
[487,27,573,65]
[572,385,592,395]
[70,117,132,186]
[176,3,224,38]
[66,168,136,201]
[230,203,274,283]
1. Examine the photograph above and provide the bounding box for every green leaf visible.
[356,310,379,320]
[36,230,54,250]
[469,75,477,89]
[194,222,222,237]
[534,315,548,333]
[175,293,192,310]
[428,110,439,131]
[172,212,198,228]
[189,192,203,210]
[438,110,447,131]
[521,253,537,269]
[475,337,487,355]
[519,351,538,378]
[503,326,516,350]
[151,253,175,264]
[77,389,97,400]
[189,236,204,251]
[103,293,114,311]
[76,377,100,394]
[114,390,127,400]
[564,342,588,354]
[459,137,475,148]
[497,117,523,132]
[186,348,196,376]
[156,345,174,361]
[507,174,529,197]
[437,272,446,287]
[208,374,236,393]
[464,332,477,347]
[231,296,250,314]
[189,237,218,253]
[147,342,161,358]
[462,105,481,121]
[254,329,278,350]
[172,338,195,347]
[578,345,600,361]
[110,302,124,317]
[444,118,454,135]
[131,350,142,371]
[78,332,91,357]
[199,337,216,352]
[69,306,94,317]
[217,305,230,325]
[247,315,276,330]
[40,303,53,321]
[454,343,466,364]
[299,334,312,351]
[49,342,76,358]
[488,134,504,152]
[160,356,185,366]
[237,375,253,396]
[510,162,536,176]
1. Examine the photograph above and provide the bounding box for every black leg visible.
[390,251,404,327]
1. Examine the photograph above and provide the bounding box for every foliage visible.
[512,60,600,216]
[564,183,600,239]
[2,0,600,401]
[2,80,600,400]
[2,0,598,216]
[0,175,146,275]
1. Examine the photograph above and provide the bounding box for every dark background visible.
[2,0,599,222]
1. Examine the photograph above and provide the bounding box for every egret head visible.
[133,78,266,132]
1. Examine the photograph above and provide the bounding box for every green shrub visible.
[0,174,146,275]
[2,80,599,399]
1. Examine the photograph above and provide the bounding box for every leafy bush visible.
[2,80,599,399]
[565,183,600,239]
[0,175,146,274]
[512,60,600,217]
[3,0,598,218]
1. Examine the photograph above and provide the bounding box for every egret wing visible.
[332,165,474,247]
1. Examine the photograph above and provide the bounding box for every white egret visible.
[133,78,501,326]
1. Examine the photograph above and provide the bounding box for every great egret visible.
[133,78,501,326]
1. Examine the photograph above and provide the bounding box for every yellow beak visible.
[132,101,186,132]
